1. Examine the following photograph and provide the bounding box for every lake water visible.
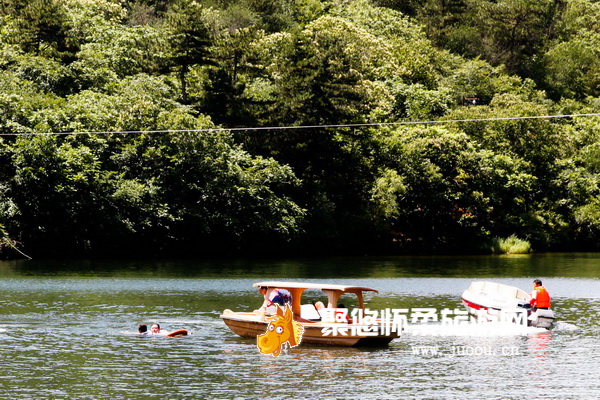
[0,254,599,399]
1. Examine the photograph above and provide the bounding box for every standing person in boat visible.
[530,279,551,310]
[258,286,292,315]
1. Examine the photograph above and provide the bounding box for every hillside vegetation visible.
[0,0,599,257]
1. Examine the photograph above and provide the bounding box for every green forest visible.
[0,0,599,258]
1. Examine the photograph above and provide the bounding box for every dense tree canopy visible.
[0,0,599,257]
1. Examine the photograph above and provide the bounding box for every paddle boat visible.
[220,281,401,347]
[461,281,555,329]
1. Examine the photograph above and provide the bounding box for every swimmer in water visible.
[138,323,149,336]
[150,323,168,336]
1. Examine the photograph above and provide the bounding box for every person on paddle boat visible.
[336,303,351,323]
[313,300,326,312]
[258,286,292,315]
[306,300,326,321]
[530,279,551,311]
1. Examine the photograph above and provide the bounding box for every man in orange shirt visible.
[530,279,551,310]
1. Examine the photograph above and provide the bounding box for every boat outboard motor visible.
[528,308,555,329]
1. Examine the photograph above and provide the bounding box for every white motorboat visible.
[461,281,555,329]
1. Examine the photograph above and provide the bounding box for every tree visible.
[203,25,266,126]
[373,126,490,252]
[416,0,469,50]
[544,38,600,100]
[1,0,75,61]
[542,0,600,100]
[440,58,524,105]
[0,71,67,134]
[164,0,214,103]
[262,16,395,126]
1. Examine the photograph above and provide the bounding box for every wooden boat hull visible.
[221,311,398,347]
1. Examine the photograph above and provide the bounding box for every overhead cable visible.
[0,113,599,136]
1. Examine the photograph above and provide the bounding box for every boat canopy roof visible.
[253,281,378,293]
[253,281,379,313]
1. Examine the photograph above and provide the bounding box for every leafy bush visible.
[491,235,532,254]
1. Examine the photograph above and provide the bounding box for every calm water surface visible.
[1,254,599,399]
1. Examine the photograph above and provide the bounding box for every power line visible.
[0,113,599,137]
